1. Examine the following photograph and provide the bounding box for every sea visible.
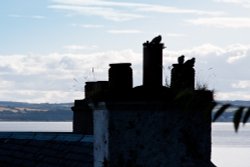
[0,122,249,167]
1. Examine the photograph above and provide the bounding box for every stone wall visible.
[93,90,216,167]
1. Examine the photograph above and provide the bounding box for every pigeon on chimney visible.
[150,35,162,44]
[184,57,195,67]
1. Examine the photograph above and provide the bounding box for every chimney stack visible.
[143,36,164,87]
[171,56,195,91]
[71,81,108,134]
[109,63,133,91]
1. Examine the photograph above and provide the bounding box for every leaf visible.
[213,104,231,122]
[243,108,250,125]
[233,107,244,132]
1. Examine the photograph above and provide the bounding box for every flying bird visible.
[150,35,162,44]
[178,55,185,64]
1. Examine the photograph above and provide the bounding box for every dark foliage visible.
[213,102,250,132]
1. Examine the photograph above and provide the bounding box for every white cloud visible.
[49,0,224,21]
[79,24,104,28]
[215,91,250,101]
[226,44,250,63]
[64,44,98,50]
[214,0,250,8]
[165,33,187,37]
[135,5,224,16]
[167,43,250,67]
[0,50,141,103]
[1,42,250,102]
[227,52,246,63]
[184,44,224,56]
[49,4,144,21]
[0,90,82,103]
[164,43,250,100]
[187,17,250,28]
[31,15,45,19]
[215,0,245,3]
[107,29,142,34]
[232,80,250,89]
[9,14,45,19]
[0,80,14,89]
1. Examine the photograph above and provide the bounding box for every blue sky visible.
[1,0,250,103]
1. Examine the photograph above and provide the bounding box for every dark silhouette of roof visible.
[0,132,93,167]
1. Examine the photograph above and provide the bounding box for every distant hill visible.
[0,100,249,122]
[0,101,73,121]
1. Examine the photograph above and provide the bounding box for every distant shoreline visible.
[0,100,250,122]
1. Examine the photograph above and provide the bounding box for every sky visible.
[1,0,250,103]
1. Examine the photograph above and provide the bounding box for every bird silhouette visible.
[150,35,162,44]
[184,57,195,67]
[178,55,185,64]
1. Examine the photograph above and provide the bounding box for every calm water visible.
[212,123,250,167]
[0,122,249,167]
[0,121,72,132]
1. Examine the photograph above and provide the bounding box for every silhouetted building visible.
[71,36,216,167]
[0,36,216,167]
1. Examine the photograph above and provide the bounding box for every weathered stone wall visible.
[93,91,215,167]
[92,102,109,167]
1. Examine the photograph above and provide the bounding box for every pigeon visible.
[184,57,195,67]
[150,35,162,44]
[178,55,185,64]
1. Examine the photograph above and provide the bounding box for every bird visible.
[184,57,195,67]
[150,35,162,44]
[178,55,185,64]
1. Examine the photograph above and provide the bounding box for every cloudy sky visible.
[1,0,250,103]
